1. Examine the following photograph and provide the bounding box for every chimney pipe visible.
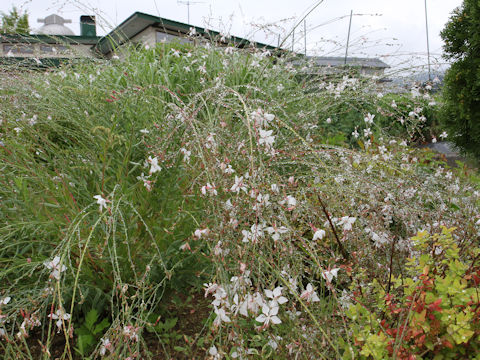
[80,15,96,37]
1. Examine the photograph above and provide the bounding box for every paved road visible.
[423,141,464,167]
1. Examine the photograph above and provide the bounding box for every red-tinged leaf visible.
[472,274,480,285]
[428,298,442,312]
[443,339,454,349]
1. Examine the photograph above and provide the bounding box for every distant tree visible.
[440,0,480,157]
[0,6,30,34]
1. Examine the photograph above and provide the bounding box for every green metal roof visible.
[0,56,86,68]
[95,12,278,55]
[0,33,100,45]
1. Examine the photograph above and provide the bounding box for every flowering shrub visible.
[345,227,480,359]
[0,41,478,358]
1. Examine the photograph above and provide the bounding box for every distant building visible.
[94,12,277,58]
[0,11,389,74]
[293,56,390,77]
[0,11,277,66]
[0,14,99,66]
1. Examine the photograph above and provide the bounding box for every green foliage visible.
[344,227,480,359]
[440,0,480,157]
[0,6,30,34]
[0,41,476,359]
[75,309,110,356]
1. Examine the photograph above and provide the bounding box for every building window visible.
[40,45,68,54]
[156,31,192,45]
[3,44,34,54]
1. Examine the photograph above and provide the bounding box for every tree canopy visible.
[0,6,30,34]
[440,0,480,157]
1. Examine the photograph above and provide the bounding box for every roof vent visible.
[80,15,96,37]
[37,14,75,36]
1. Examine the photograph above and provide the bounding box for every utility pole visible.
[424,0,432,81]
[292,29,295,52]
[304,20,307,55]
[177,1,205,24]
[344,10,353,65]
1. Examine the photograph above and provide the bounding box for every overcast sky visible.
[2,0,463,70]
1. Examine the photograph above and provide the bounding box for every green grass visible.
[0,42,479,359]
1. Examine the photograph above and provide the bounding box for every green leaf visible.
[84,309,99,331]
[77,334,94,355]
[93,317,110,335]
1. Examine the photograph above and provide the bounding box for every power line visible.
[424,0,431,81]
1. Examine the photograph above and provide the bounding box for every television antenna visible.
[177,1,205,24]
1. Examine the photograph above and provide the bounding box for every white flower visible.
[148,156,162,174]
[250,109,275,128]
[0,297,11,305]
[231,176,247,194]
[265,287,288,306]
[363,128,372,137]
[271,183,279,193]
[364,113,375,124]
[266,225,288,241]
[326,117,332,124]
[338,289,352,309]
[277,84,284,92]
[209,345,221,359]
[44,256,67,280]
[267,336,282,350]
[431,136,437,144]
[352,128,359,138]
[188,27,197,36]
[300,283,320,303]
[194,228,209,239]
[205,133,216,149]
[180,147,191,163]
[140,128,149,134]
[122,325,139,342]
[213,307,231,327]
[312,229,326,241]
[439,131,448,139]
[204,283,219,297]
[337,216,356,231]
[242,223,265,243]
[256,302,281,327]
[279,195,297,210]
[136,173,152,191]
[201,182,217,196]
[100,338,112,356]
[321,268,340,283]
[48,308,71,331]
[259,129,275,149]
[171,49,181,57]
[93,194,108,212]
[179,242,191,251]
[224,164,235,174]
[253,193,270,210]
[242,229,252,243]
[391,100,397,108]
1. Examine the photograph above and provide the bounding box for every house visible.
[292,55,390,77]
[0,14,99,67]
[0,11,389,75]
[94,12,278,58]
[0,12,279,66]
